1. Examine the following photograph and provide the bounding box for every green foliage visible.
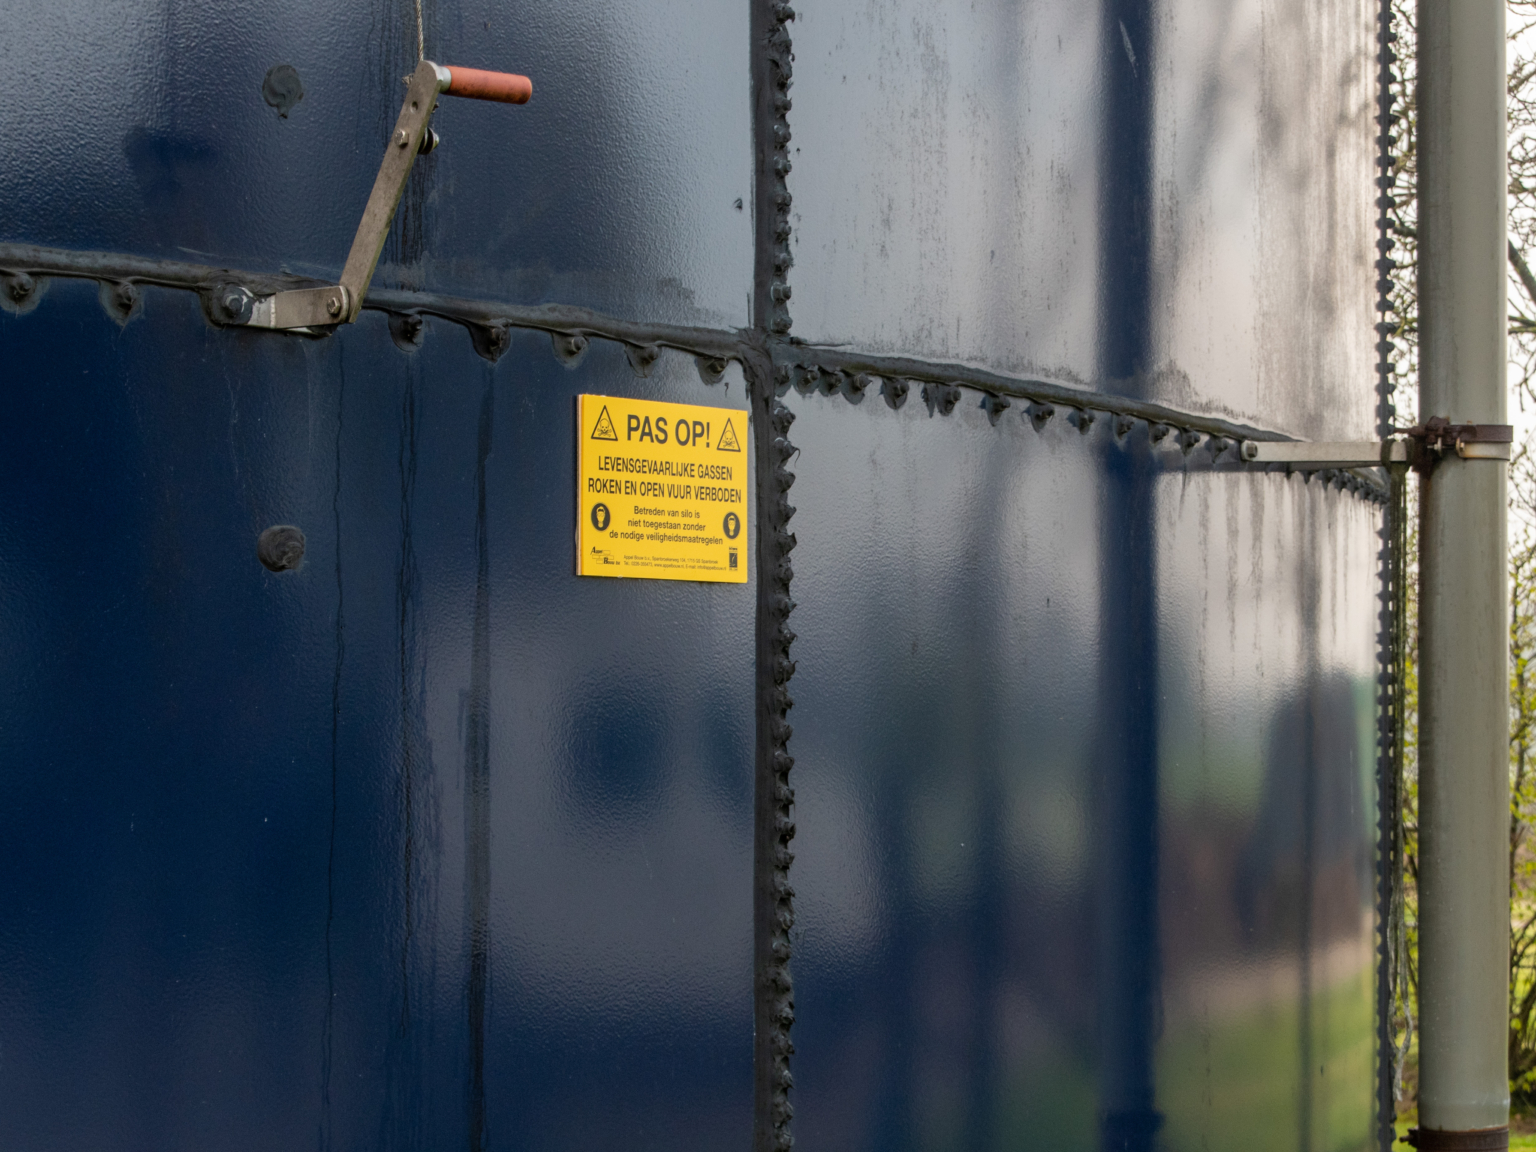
[1507,448,1536,1102]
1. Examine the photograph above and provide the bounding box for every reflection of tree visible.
[1236,675,1372,960]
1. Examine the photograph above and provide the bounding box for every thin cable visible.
[414,0,424,61]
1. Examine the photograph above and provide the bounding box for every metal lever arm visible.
[246,59,531,331]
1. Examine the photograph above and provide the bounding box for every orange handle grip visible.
[443,66,532,104]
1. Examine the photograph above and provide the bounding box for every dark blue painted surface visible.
[0,283,754,1150]
[1,0,751,326]
[0,0,1382,1148]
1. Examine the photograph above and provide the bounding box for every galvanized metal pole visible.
[1417,0,1510,1146]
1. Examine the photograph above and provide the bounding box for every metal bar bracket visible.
[1239,418,1512,473]
[237,59,530,332]
[1241,439,1410,468]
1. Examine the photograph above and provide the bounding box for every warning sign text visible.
[577,394,748,583]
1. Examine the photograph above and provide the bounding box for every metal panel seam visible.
[1374,0,1409,1143]
[0,243,1388,503]
[750,0,798,1142]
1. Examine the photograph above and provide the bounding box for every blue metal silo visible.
[0,0,1393,1149]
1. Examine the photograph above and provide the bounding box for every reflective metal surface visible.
[789,0,1377,438]
[783,392,1377,1151]
[0,0,752,326]
[0,0,1384,1148]
[0,284,754,1149]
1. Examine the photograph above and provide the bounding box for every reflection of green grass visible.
[920,965,1378,1150]
[1159,967,1374,1152]
[988,1056,1097,1152]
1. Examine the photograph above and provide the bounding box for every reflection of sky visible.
[1150,0,1376,438]
[789,0,1377,437]
[789,0,1103,381]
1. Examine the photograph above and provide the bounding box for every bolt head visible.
[257,525,306,572]
[395,129,410,147]
[326,292,343,317]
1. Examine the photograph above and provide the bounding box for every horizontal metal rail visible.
[0,242,740,358]
[0,241,1388,500]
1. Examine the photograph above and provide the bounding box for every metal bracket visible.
[1239,417,1512,473]
[239,60,530,332]
[1241,439,1411,468]
[1399,416,1513,472]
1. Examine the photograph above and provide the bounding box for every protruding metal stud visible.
[882,378,909,409]
[388,311,426,351]
[1115,413,1136,439]
[1069,408,1096,434]
[983,393,1011,425]
[257,524,306,572]
[262,63,305,118]
[551,331,588,366]
[923,382,961,416]
[209,283,254,326]
[1027,402,1055,431]
[1149,422,1172,443]
[625,342,661,377]
[696,355,729,384]
[99,279,140,325]
[469,322,512,363]
[4,272,34,304]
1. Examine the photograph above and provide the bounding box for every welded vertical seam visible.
[752,374,799,1152]
[751,0,798,1147]
[752,0,795,336]
[1373,0,1405,1145]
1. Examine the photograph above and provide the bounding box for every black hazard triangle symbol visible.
[716,417,742,453]
[590,405,618,441]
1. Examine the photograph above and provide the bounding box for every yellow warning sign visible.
[577,394,748,582]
